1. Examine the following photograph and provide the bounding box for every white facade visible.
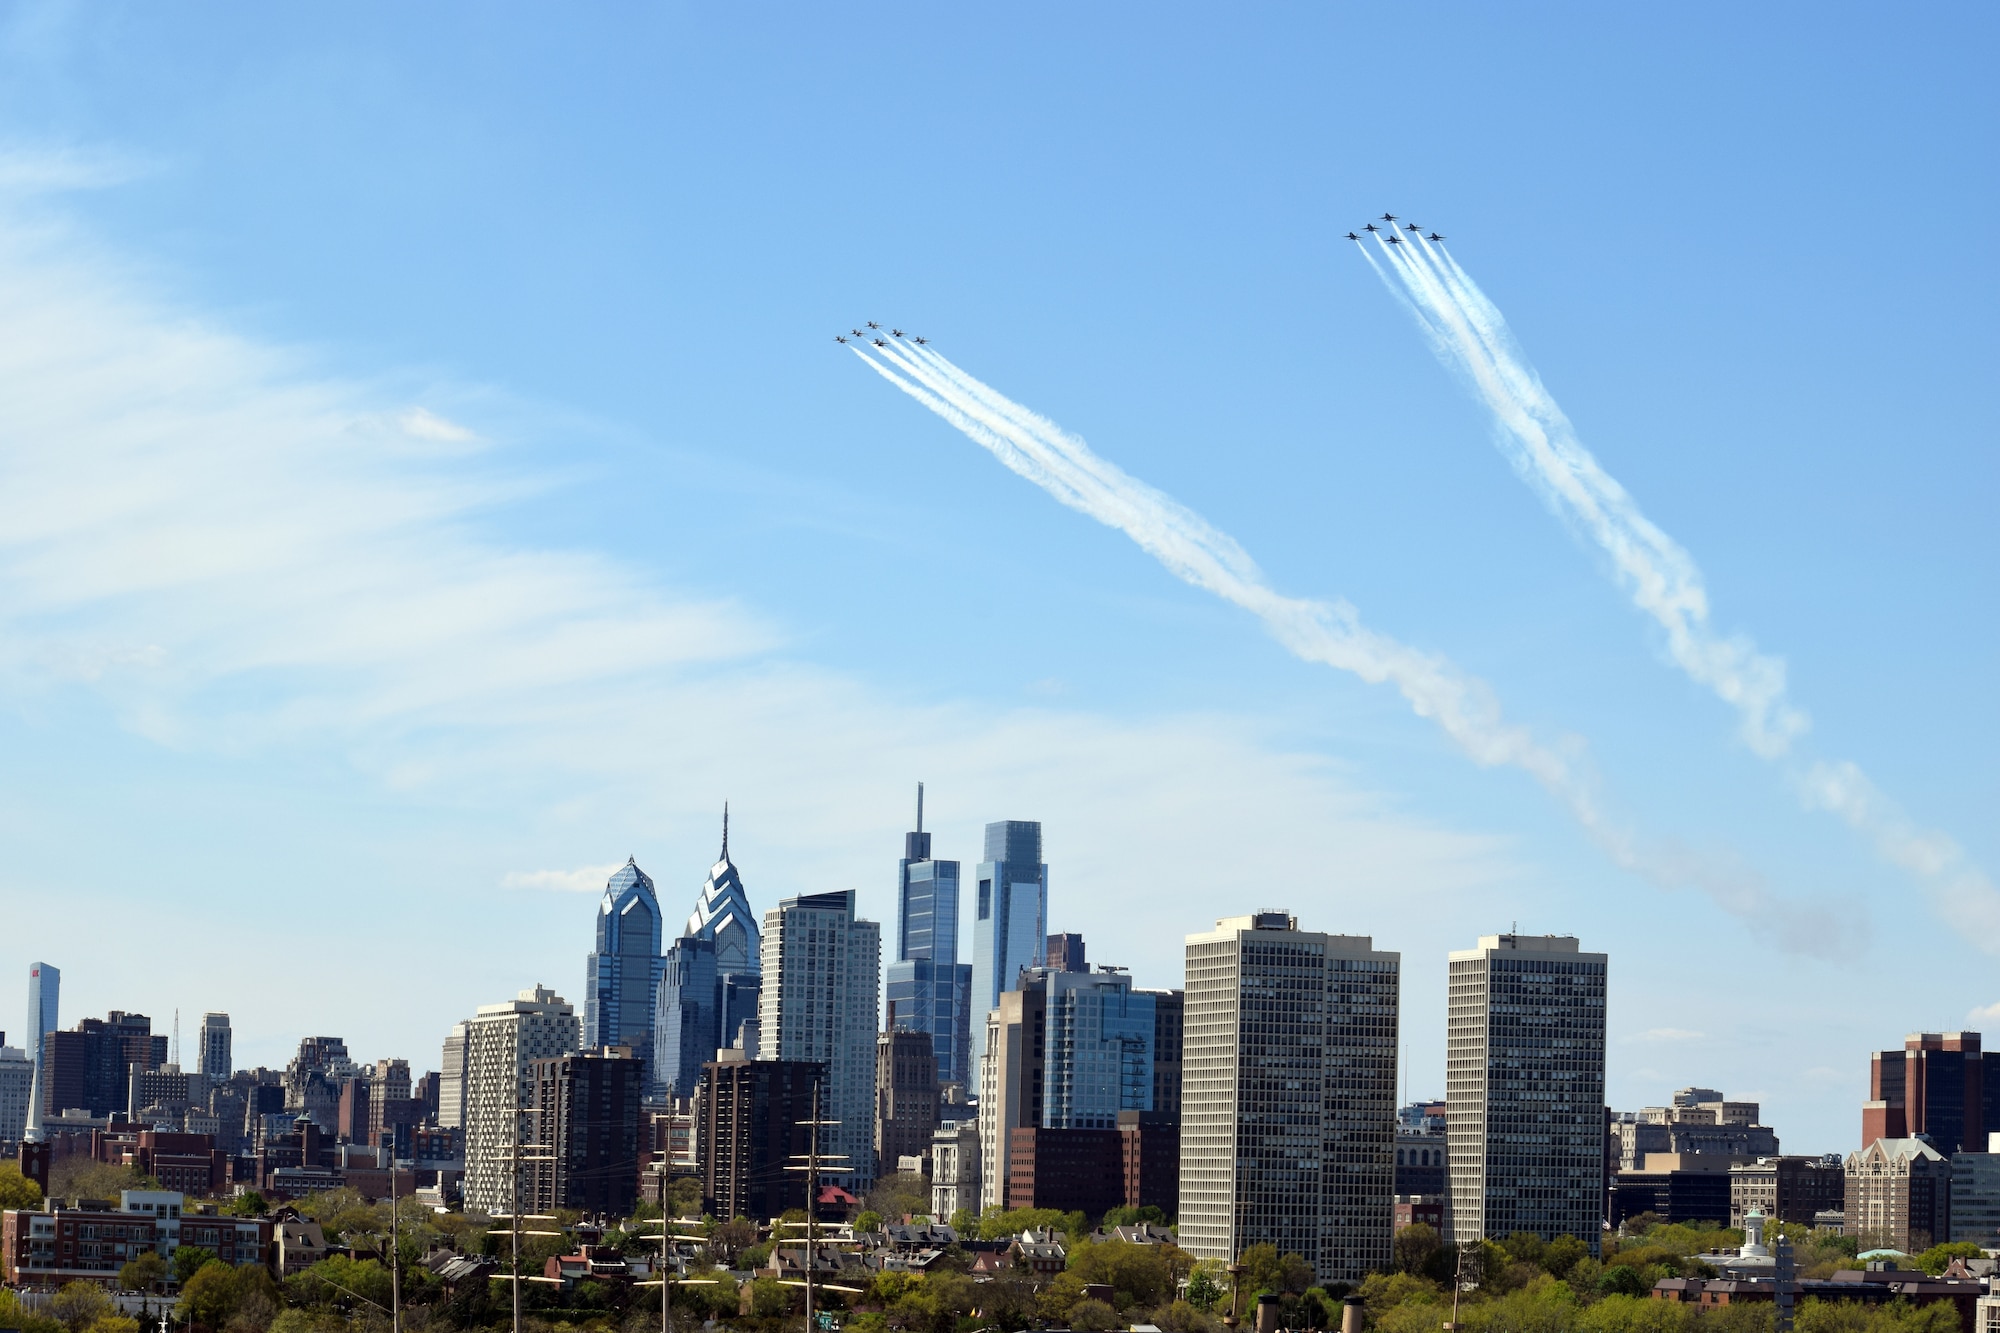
[1178,912,1400,1285]
[198,1013,232,1082]
[0,1043,32,1140]
[461,986,580,1215]
[1446,933,1607,1253]
[931,1118,981,1221]
[758,890,882,1190]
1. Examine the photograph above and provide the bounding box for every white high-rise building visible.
[758,890,882,1190]
[438,1023,470,1130]
[1178,912,1400,1285]
[462,986,580,1215]
[198,1014,232,1084]
[0,1040,32,1140]
[1446,933,1607,1254]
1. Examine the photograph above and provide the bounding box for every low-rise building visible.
[1611,1154,1739,1227]
[930,1118,979,1221]
[1729,1155,1848,1227]
[1,1190,267,1287]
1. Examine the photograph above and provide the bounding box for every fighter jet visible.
[835,335,848,344]
[912,336,928,345]
[851,329,864,337]
[873,338,888,347]
[1380,213,1397,221]
[1428,233,1446,242]
[891,329,904,338]
[1405,222,1424,232]
[867,321,881,329]
[1363,223,1379,233]
[1385,234,1403,244]
[1345,232,1361,241]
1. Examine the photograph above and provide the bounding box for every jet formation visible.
[836,324,928,346]
[1349,214,1445,244]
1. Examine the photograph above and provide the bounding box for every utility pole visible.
[494,1104,557,1333]
[785,1080,848,1333]
[387,1142,401,1333]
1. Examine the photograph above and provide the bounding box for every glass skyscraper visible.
[967,820,1047,1071]
[23,962,57,1142]
[584,859,666,1092]
[884,785,974,1089]
[1042,968,1155,1130]
[655,810,762,1097]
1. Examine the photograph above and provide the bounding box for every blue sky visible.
[0,4,1992,1153]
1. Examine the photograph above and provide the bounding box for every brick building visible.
[1,1190,267,1287]
[701,1055,821,1222]
[1864,1032,1999,1157]
[1845,1138,1951,1253]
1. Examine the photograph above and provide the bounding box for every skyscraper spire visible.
[721,802,730,861]
[916,782,924,834]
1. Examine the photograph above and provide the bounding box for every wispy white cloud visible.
[0,142,160,194]
[1620,1027,1704,1044]
[1969,1002,2000,1025]
[502,863,626,894]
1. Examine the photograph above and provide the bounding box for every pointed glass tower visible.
[655,806,764,1097]
[584,860,665,1090]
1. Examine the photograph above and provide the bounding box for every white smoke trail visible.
[1368,230,2000,950]
[851,336,1849,953]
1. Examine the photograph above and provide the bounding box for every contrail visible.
[849,333,1846,953]
[1364,224,2000,949]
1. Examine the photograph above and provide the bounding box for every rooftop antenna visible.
[721,802,729,861]
[172,1009,180,1068]
[916,781,924,834]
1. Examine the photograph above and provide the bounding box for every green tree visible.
[1543,1234,1590,1281]
[49,1159,157,1201]
[120,1251,169,1291]
[0,1161,45,1208]
[666,1176,704,1219]
[1392,1222,1442,1276]
[225,1192,268,1218]
[174,1246,220,1285]
[1068,1237,1186,1309]
[50,1282,114,1332]
[950,1207,979,1235]
[0,1290,63,1333]
[1234,1243,1313,1296]
[1157,1299,1222,1333]
[865,1171,931,1224]
[85,1318,139,1333]
[749,1276,794,1317]
[1185,1263,1224,1312]
[1069,1298,1120,1332]
[975,1204,1076,1241]
[855,1210,885,1234]
[1598,1265,1649,1298]
[1911,1241,1984,1275]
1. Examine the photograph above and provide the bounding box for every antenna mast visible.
[916,782,924,834]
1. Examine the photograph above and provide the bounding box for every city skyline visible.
[0,6,1992,1162]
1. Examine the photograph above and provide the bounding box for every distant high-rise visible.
[1047,934,1087,974]
[1863,1031,1998,1156]
[198,1013,232,1084]
[875,1029,941,1177]
[1179,912,1400,1285]
[656,810,763,1098]
[529,1047,645,1217]
[438,1023,470,1130]
[968,821,1048,1070]
[584,859,666,1093]
[885,785,974,1089]
[43,1011,165,1119]
[1447,932,1607,1254]
[0,1038,31,1141]
[462,986,581,1215]
[758,889,882,1189]
[1139,989,1185,1119]
[701,1055,820,1222]
[1043,969,1154,1130]
[23,963,58,1142]
[978,971,1049,1210]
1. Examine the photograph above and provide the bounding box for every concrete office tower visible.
[885,785,974,1089]
[1043,969,1154,1130]
[1179,912,1400,1285]
[1447,932,1608,1254]
[584,859,667,1094]
[438,1023,470,1130]
[198,1014,232,1084]
[23,963,58,1142]
[0,1038,31,1140]
[462,985,581,1215]
[657,812,763,1098]
[968,821,1048,1070]
[875,1029,941,1176]
[978,975,1048,1211]
[758,889,882,1189]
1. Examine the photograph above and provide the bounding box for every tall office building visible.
[1043,969,1154,1130]
[979,972,1049,1210]
[462,985,582,1215]
[758,889,882,1188]
[42,1012,166,1118]
[1140,989,1185,1119]
[1446,933,1608,1254]
[875,1029,941,1176]
[438,1023,470,1130]
[885,785,974,1090]
[656,813,763,1098]
[528,1048,645,1216]
[968,821,1048,1070]
[701,1054,821,1221]
[1863,1032,1998,1156]
[1179,912,1400,1285]
[585,859,666,1092]
[0,1038,31,1140]
[22,963,57,1142]
[198,1014,232,1084]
